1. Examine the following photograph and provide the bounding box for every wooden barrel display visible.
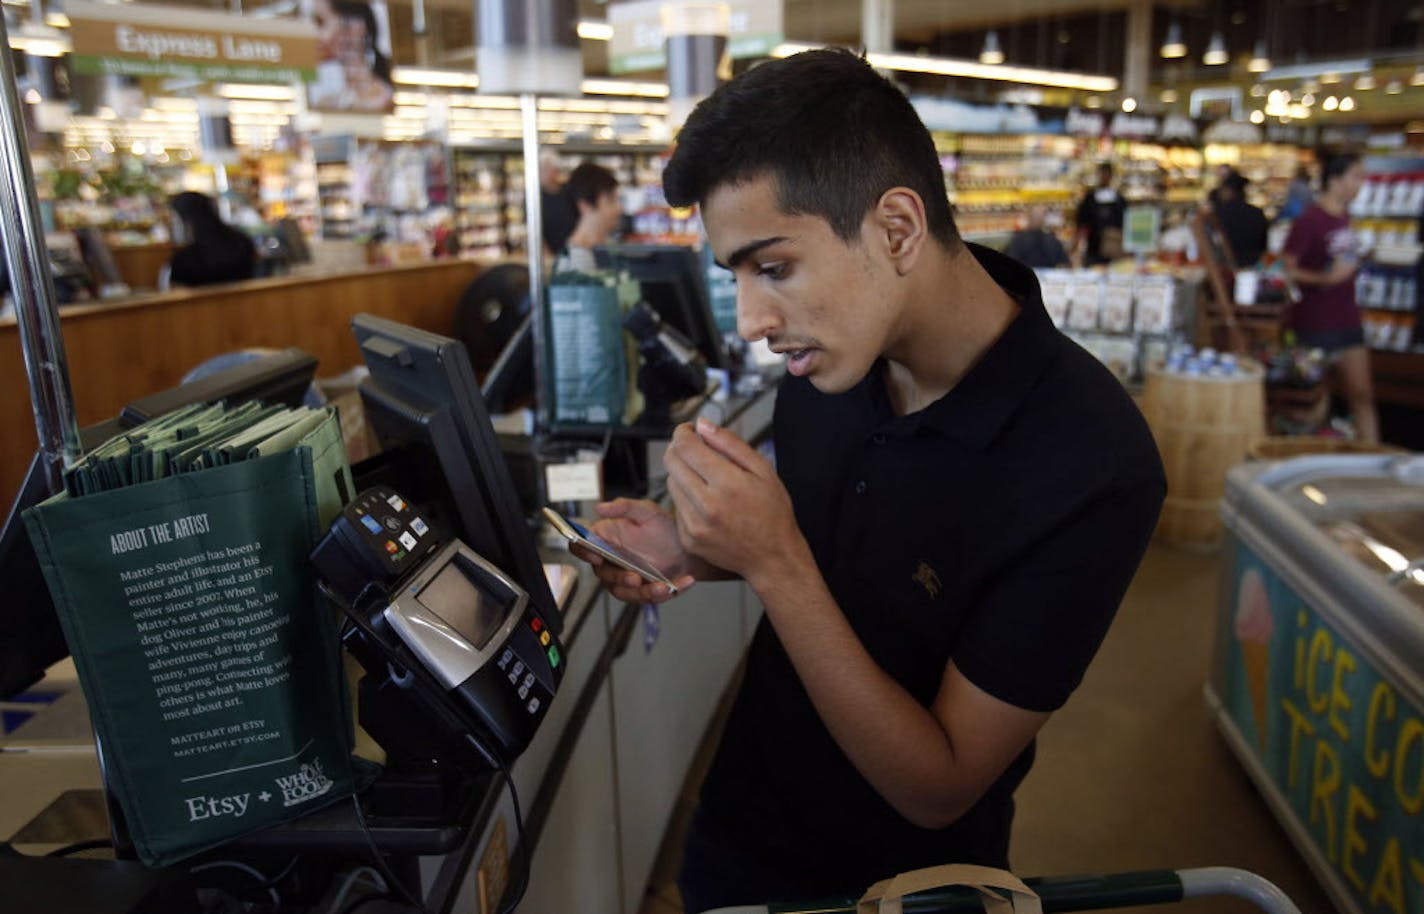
[1140,362,1266,548]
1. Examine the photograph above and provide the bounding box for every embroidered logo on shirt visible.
[912,561,942,599]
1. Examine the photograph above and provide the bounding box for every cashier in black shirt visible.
[1211,170,1269,268]
[168,191,258,287]
[572,50,1165,912]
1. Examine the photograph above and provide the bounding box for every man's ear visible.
[872,188,929,277]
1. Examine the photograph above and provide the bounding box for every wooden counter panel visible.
[1370,350,1424,410]
[0,260,484,499]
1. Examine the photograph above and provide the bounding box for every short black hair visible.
[663,49,959,249]
[1321,152,1361,190]
[564,162,619,208]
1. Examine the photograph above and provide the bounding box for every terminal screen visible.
[417,560,508,650]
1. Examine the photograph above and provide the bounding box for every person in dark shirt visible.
[1074,162,1126,266]
[568,49,1165,912]
[538,152,577,256]
[1003,205,1070,269]
[167,192,258,287]
[1212,170,1269,268]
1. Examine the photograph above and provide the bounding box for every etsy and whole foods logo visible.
[274,758,334,808]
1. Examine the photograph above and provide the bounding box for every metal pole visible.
[520,92,549,434]
[0,14,82,491]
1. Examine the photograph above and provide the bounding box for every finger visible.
[694,418,767,476]
[665,457,712,525]
[668,426,740,489]
[595,497,653,521]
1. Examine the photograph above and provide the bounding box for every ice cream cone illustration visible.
[1234,568,1274,749]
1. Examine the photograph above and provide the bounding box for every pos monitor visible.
[351,315,562,635]
[594,243,730,373]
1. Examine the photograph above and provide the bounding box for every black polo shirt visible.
[697,244,1165,896]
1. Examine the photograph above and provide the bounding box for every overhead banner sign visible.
[67,0,318,83]
[608,0,783,74]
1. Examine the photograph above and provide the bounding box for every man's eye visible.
[756,263,787,280]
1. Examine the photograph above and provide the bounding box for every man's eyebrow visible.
[719,236,789,271]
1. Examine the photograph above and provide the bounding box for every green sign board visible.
[71,55,313,83]
[1123,205,1161,254]
[607,0,783,75]
[1221,547,1424,914]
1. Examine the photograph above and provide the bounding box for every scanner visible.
[312,486,563,769]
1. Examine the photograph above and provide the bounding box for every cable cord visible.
[327,865,389,914]
[350,793,430,913]
[490,747,529,914]
[190,859,282,909]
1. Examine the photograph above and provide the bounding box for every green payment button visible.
[546,645,561,669]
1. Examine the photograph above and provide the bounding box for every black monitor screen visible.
[352,315,561,635]
[0,350,318,699]
[595,243,728,372]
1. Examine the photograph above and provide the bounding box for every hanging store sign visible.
[608,0,782,74]
[67,0,317,83]
[1065,107,1107,137]
[1266,123,1317,146]
[913,96,1051,134]
[1159,114,1198,143]
[1109,112,1160,138]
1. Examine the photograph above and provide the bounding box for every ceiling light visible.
[1248,40,1271,73]
[1339,95,1356,111]
[979,30,1004,66]
[392,67,480,88]
[1250,83,1266,97]
[772,43,1118,92]
[22,88,40,104]
[1323,95,1339,111]
[580,78,669,98]
[216,83,296,101]
[577,20,613,41]
[1203,32,1228,66]
[1264,60,1370,82]
[1355,74,1375,90]
[7,23,69,56]
[1160,21,1186,58]
[1160,88,1178,104]
[1249,109,1265,124]
[1386,80,1403,95]
[1300,93,1315,106]
[1121,96,1137,112]
[44,11,68,27]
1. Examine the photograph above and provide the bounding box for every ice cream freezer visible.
[1207,454,1424,914]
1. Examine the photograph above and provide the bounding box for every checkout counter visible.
[0,259,485,500]
[0,328,780,914]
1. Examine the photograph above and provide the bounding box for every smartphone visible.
[541,507,679,594]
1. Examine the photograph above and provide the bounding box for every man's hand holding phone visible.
[552,500,696,604]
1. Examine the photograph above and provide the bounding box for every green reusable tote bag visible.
[23,447,356,867]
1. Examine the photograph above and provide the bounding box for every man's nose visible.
[736,287,780,343]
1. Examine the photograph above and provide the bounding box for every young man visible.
[574,49,1165,911]
[556,161,622,272]
[1074,162,1127,266]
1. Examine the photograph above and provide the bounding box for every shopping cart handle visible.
[744,866,1300,914]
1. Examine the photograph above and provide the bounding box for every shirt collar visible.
[871,242,1061,449]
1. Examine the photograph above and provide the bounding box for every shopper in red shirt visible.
[1282,153,1378,443]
